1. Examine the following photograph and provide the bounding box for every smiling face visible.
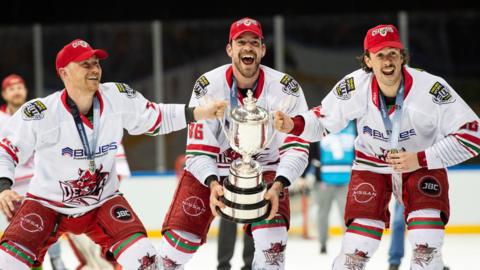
[59,56,102,93]
[364,47,404,89]
[227,32,266,79]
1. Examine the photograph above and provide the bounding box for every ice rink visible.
[41,234,480,270]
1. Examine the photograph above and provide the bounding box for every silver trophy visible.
[217,90,275,223]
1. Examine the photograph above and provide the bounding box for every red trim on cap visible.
[225,65,265,104]
[371,67,413,114]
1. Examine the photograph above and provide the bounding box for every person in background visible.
[315,121,355,254]
[217,215,254,270]
[0,74,67,270]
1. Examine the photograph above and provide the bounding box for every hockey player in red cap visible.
[274,24,480,270]
[157,17,309,270]
[0,39,226,269]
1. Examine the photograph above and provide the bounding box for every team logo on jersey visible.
[20,213,44,233]
[182,196,206,216]
[280,74,300,97]
[110,204,134,223]
[352,182,377,203]
[429,82,455,105]
[263,241,286,266]
[363,126,416,143]
[418,176,442,197]
[138,253,158,270]
[193,75,210,99]
[413,243,436,267]
[60,165,109,206]
[115,83,137,98]
[61,142,117,160]
[160,256,180,270]
[345,249,370,270]
[334,77,355,100]
[22,100,47,120]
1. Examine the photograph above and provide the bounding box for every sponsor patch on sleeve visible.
[193,75,210,99]
[334,77,355,100]
[429,82,455,104]
[115,83,137,98]
[280,74,300,96]
[22,100,47,120]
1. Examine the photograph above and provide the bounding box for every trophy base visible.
[216,205,271,224]
[216,197,271,224]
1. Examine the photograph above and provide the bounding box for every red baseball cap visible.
[2,74,25,91]
[364,24,404,53]
[55,39,108,74]
[229,17,263,42]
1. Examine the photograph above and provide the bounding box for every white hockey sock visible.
[407,208,445,270]
[158,229,201,270]
[332,218,384,270]
[111,233,158,269]
[0,240,36,269]
[250,216,288,270]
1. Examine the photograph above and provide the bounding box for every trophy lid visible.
[231,90,268,123]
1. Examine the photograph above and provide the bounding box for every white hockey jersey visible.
[186,64,309,185]
[0,82,187,215]
[298,66,480,173]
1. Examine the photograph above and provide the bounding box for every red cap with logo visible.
[2,74,25,91]
[55,39,108,74]
[364,24,404,53]
[229,17,263,42]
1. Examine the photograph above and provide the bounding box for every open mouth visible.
[382,69,394,76]
[87,76,99,81]
[241,55,255,65]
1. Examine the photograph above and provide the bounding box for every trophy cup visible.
[217,90,275,223]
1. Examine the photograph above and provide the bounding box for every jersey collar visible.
[225,65,265,105]
[371,66,412,115]
[60,89,104,129]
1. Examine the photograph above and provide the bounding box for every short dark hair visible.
[357,49,410,72]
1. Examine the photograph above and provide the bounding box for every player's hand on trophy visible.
[273,111,294,133]
[0,189,23,219]
[209,180,226,216]
[264,181,284,220]
[194,100,228,121]
[386,151,421,172]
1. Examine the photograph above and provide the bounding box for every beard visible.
[234,53,260,78]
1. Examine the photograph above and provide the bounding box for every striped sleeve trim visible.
[186,144,220,159]
[279,136,309,156]
[251,217,287,232]
[0,142,18,164]
[346,222,383,240]
[354,150,388,168]
[163,230,201,254]
[454,133,480,155]
[147,105,163,133]
[112,233,145,259]
[407,217,444,230]
[0,241,36,267]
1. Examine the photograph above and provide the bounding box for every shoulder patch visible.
[429,82,455,105]
[22,100,47,120]
[193,75,210,99]
[334,77,355,100]
[115,83,137,98]
[280,74,300,96]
